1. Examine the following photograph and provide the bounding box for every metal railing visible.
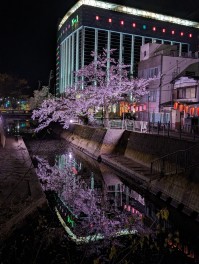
[148,122,199,141]
[89,118,199,140]
[151,143,199,176]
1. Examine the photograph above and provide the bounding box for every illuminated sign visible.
[72,15,79,27]
[67,215,75,227]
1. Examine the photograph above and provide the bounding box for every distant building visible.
[137,43,199,123]
[172,76,199,130]
[57,0,199,99]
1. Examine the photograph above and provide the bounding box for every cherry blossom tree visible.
[29,86,53,110]
[31,88,92,132]
[32,49,150,131]
[75,49,149,126]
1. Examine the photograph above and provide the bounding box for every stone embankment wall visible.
[150,173,199,215]
[61,124,196,166]
[60,124,124,159]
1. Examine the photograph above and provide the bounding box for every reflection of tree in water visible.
[34,156,197,263]
[35,156,141,238]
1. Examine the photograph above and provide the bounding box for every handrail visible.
[151,142,199,176]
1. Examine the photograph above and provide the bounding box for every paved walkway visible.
[0,136,47,242]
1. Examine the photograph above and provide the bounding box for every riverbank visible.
[0,135,198,263]
[0,136,47,243]
[57,124,199,220]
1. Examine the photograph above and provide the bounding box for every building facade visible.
[57,0,199,98]
[173,76,199,130]
[137,43,199,123]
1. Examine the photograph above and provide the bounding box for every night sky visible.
[0,0,199,91]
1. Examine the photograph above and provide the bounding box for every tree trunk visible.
[104,105,109,128]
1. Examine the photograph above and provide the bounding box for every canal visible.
[1,114,199,263]
[24,137,199,264]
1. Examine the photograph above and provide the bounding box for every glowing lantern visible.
[174,102,178,110]
[190,107,195,116]
[179,104,184,112]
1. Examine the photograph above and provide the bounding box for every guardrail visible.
[148,122,199,141]
[90,119,199,140]
[151,143,199,176]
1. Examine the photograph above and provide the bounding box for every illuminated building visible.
[137,43,199,122]
[56,0,199,96]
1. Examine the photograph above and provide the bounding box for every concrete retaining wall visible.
[124,132,195,166]
[62,124,196,166]
[60,124,124,159]
[150,173,199,214]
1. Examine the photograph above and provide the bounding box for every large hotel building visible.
[56,0,199,96]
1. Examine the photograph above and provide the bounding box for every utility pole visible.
[48,70,54,96]
[148,94,150,123]
[38,80,41,90]
[159,73,165,112]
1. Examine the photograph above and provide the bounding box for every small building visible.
[137,43,199,123]
[173,76,199,130]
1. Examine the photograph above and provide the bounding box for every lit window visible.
[132,22,136,27]
[172,30,175,34]
[152,26,156,31]
[143,24,147,29]
[120,20,124,25]
[108,18,112,23]
[189,33,192,38]
[162,28,166,33]
[96,15,99,20]
[180,32,184,36]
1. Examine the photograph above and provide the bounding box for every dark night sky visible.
[0,0,199,90]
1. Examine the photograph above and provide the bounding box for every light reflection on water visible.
[32,142,198,261]
[36,151,146,244]
[55,151,145,217]
[5,119,34,135]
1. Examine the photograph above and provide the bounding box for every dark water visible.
[3,117,36,136]
[25,138,199,264]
